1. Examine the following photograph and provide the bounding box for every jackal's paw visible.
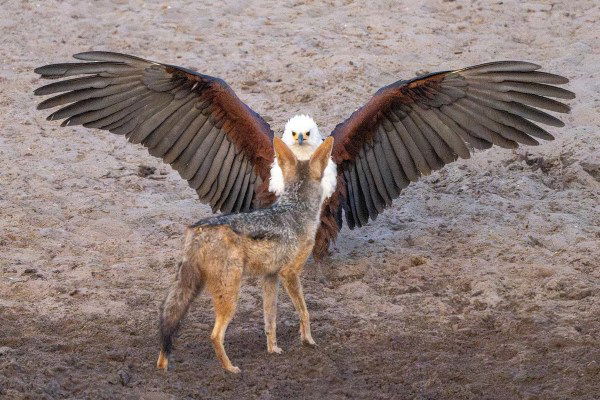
[156,352,169,371]
[301,336,316,347]
[268,345,283,354]
[226,365,241,374]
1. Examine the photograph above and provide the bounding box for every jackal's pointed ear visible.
[273,137,297,171]
[309,137,334,179]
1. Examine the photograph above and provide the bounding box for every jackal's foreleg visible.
[262,274,282,354]
[157,261,203,371]
[281,272,316,346]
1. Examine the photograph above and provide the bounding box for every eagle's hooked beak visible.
[297,132,304,145]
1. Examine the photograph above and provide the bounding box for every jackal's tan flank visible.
[157,136,335,373]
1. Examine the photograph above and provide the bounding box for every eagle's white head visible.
[269,114,337,201]
[281,114,323,148]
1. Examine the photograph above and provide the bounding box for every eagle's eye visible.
[292,131,297,137]
[306,131,310,137]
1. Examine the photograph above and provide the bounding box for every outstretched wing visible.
[34,51,275,213]
[313,61,575,258]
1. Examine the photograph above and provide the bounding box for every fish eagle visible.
[34,51,575,259]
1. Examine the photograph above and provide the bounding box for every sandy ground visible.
[1,0,599,399]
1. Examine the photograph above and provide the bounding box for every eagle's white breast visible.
[268,158,337,201]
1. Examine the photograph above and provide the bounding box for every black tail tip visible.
[160,338,173,355]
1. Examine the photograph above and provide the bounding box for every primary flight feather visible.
[34,51,575,259]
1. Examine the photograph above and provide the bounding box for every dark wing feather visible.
[34,51,275,213]
[313,61,574,259]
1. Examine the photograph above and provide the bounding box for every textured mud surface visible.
[1,1,599,399]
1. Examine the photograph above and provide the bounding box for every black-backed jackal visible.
[157,136,335,373]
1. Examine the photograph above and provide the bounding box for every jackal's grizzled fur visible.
[157,137,335,373]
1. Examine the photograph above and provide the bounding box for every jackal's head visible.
[270,136,336,204]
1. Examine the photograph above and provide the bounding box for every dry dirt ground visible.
[1,0,599,399]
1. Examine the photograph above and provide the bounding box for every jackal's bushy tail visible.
[159,261,203,356]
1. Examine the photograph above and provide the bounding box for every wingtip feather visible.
[33,65,56,76]
[72,51,94,60]
[563,89,576,100]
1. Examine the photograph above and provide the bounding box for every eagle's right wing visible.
[313,61,574,258]
[34,51,275,213]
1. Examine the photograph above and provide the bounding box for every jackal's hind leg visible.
[210,272,242,373]
[281,272,316,346]
[262,274,282,354]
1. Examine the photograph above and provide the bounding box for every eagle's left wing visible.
[34,51,275,214]
[313,61,575,258]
